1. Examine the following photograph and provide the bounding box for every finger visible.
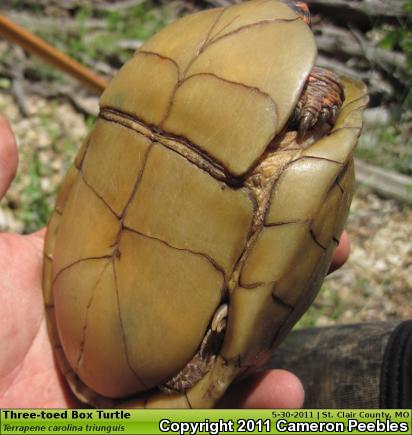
[26,228,46,251]
[30,227,47,241]
[328,230,350,273]
[0,116,18,199]
[218,369,304,409]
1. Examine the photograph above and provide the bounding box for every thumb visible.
[0,116,18,199]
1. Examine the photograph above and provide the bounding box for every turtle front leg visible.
[159,304,228,393]
[293,66,345,137]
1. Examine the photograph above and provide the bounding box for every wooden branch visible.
[202,0,241,6]
[28,81,99,117]
[305,0,408,17]
[3,11,106,34]
[95,0,148,12]
[0,13,108,95]
[316,55,395,96]
[355,159,412,205]
[203,0,408,16]
[314,24,408,77]
[10,46,29,116]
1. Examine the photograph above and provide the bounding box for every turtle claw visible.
[293,67,344,137]
[298,112,315,137]
[331,105,339,123]
[319,107,331,124]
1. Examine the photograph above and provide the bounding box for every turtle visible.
[43,0,368,408]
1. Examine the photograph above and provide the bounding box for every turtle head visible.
[283,1,311,25]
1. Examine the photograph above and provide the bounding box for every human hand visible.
[0,116,348,408]
[0,116,79,407]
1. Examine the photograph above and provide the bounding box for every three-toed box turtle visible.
[43,0,368,408]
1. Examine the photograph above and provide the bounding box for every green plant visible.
[379,1,412,107]
[295,284,348,329]
[19,153,54,233]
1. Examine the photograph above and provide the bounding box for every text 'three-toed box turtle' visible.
[43,0,368,408]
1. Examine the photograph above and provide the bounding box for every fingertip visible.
[31,227,47,240]
[0,116,18,199]
[329,230,350,273]
[28,227,46,248]
[242,369,305,409]
[219,369,304,409]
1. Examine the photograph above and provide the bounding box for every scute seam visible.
[202,17,300,56]
[181,72,278,115]
[184,392,193,409]
[123,226,227,287]
[181,7,227,78]
[75,136,91,170]
[100,108,241,186]
[309,229,327,250]
[75,260,112,375]
[138,50,180,75]
[264,218,312,227]
[272,292,295,311]
[227,149,299,291]
[52,255,112,285]
[112,260,149,389]
[80,171,120,219]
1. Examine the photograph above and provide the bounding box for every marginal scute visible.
[43,209,61,306]
[74,135,90,169]
[116,396,147,409]
[270,242,337,351]
[336,77,369,129]
[272,239,325,307]
[302,128,358,163]
[241,222,310,285]
[310,182,344,248]
[52,176,120,277]
[44,211,60,259]
[55,165,78,214]
[265,158,342,224]
[42,255,54,305]
[333,161,355,239]
[55,346,73,376]
[185,356,240,408]
[221,284,291,363]
[124,144,254,275]
[45,305,59,347]
[144,391,189,409]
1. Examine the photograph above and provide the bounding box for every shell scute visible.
[81,119,152,216]
[265,158,343,224]
[52,176,120,278]
[114,230,224,391]
[100,51,179,127]
[222,283,291,363]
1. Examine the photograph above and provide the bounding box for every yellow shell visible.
[43,0,368,408]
